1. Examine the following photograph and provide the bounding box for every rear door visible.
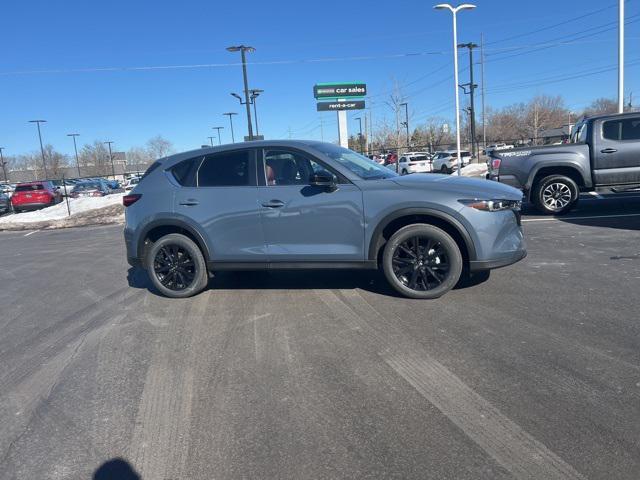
[172,149,267,262]
[257,148,365,262]
[593,115,640,185]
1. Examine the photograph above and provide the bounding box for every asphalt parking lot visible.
[1,194,639,479]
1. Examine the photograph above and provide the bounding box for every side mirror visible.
[309,170,336,188]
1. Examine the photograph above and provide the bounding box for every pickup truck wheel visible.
[145,233,208,298]
[382,224,463,299]
[533,175,579,215]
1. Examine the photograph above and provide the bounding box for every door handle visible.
[600,148,617,154]
[261,199,285,208]
[179,199,199,206]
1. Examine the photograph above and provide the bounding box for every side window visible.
[170,157,201,187]
[198,150,250,187]
[603,118,640,141]
[264,150,329,186]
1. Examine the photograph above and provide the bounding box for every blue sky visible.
[1,0,639,156]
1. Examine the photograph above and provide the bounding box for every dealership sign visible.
[314,83,367,99]
[317,100,365,111]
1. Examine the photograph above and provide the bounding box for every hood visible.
[391,173,523,201]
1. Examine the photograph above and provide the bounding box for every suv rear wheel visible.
[382,224,463,299]
[145,233,208,298]
[533,174,579,215]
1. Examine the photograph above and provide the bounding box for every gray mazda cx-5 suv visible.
[123,141,526,299]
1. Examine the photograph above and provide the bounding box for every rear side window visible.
[603,118,640,141]
[197,151,250,187]
[15,184,44,192]
[170,158,200,187]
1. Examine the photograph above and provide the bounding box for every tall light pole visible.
[250,89,264,136]
[223,113,238,143]
[354,117,363,153]
[0,147,7,182]
[434,3,476,175]
[213,126,224,145]
[67,133,81,177]
[458,43,478,159]
[207,136,215,147]
[29,120,49,179]
[104,141,116,178]
[618,0,625,113]
[227,45,255,140]
[400,102,410,148]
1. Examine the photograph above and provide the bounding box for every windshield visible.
[313,144,397,180]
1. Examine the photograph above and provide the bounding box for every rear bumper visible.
[469,249,527,272]
[11,201,52,211]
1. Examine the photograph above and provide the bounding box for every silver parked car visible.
[123,141,526,299]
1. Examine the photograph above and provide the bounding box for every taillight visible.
[491,158,501,171]
[123,194,142,207]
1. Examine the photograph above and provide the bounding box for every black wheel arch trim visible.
[367,208,477,262]
[526,161,591,197]
[136,217,212,264]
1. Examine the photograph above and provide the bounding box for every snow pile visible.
[0,193,125,231]
[459,163,488,178]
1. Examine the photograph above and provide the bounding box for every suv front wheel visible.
[145,233,209,298]
[382,224,463,299]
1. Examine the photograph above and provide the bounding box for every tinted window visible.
[264,150,329,186]
[171,158,200,187]
[15,184,44,192]
[198,151,250,187]
[603,118,640,141]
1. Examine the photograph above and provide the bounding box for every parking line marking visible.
[523,213,640,223]
[23,230,40,237]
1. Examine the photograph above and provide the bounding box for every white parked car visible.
[398,152,433,175]
[124,177,140,191]
[432,150,472,174]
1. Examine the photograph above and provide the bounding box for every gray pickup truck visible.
[487,112,640,214]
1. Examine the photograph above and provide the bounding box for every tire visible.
[401,169,408,175]
[532,175,579,215]
[440,165,449,175]
[145,233,209,298]
[382,224,463,299]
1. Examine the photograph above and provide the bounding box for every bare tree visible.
[127,146,152,175]
[412,117,454,151]
[79,141,111,177]
[43,144,70,179]
[146,135,174,160]
[580,98,618,118]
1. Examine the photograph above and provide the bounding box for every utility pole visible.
[67,133,81,177]
[480,33,487,154]
[250,89,263,136]
[207,136,215,147]
[400,102,410,148]
[104,141,116,178]
[29,120,49,179]
[213,126,224,145]
[618,0,625,113]
[0,147,7,182]
[354,117,363,153]
[227,45,255,140]
[458,42,478,159]
[223,113,237,143]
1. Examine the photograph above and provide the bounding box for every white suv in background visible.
[432,150,472,174]
[398,152,432,175]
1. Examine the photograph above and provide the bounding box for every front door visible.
[593,115,640,185]
[257,148,365,262]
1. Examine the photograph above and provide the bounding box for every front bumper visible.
[469,249,527,272]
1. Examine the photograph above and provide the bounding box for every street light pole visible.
[223,113,238,143]
[213,126,224,145]
[458,42,478,159]
[435,3,476,175]
[227,45,256,140]
[400,102,409,148]
[354,117,363,153]
[104,141,116,178]
[29,120,49,179]
[67,133,81,177]
[618,0,625,113]
[250,89,264,136]
[207,136,215,147]
[0,147,7,182]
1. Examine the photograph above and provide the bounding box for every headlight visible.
[459,199,522,212]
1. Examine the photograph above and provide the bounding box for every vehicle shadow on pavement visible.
[558,215,640,231]
[127,267,490,298]
[93,458,141,480]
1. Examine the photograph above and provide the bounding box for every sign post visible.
[314,82,366,148]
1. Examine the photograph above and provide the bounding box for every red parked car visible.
[11,181,62,213]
